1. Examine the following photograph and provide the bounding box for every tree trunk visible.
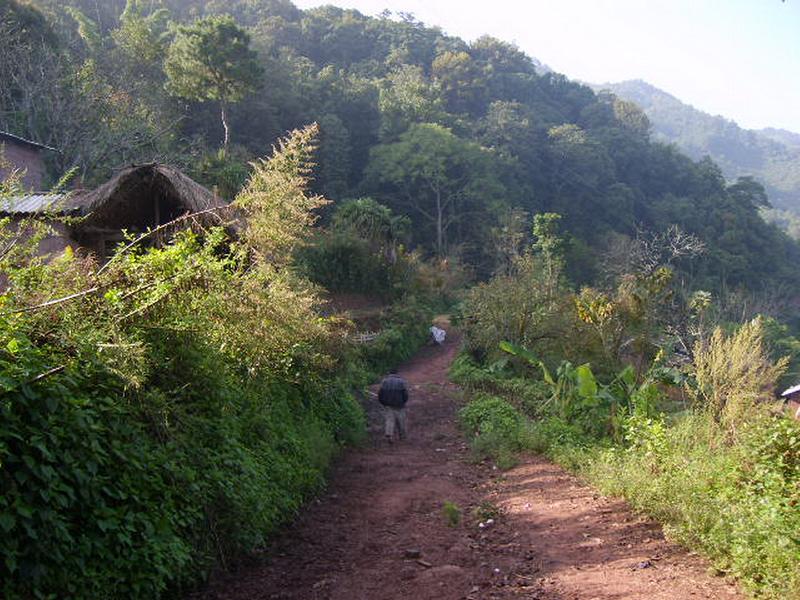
[220,101,230,148]
[435,186,443,257]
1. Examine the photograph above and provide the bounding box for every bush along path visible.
[192,332,742,600]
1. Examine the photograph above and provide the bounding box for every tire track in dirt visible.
[191,333,743,600]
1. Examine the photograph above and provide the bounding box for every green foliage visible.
[378,64,444,140]
[762,316,800,390]
[460,213,579,367]
[441,501,461,527]
[297,197,412,298]
[525,416,593,457]
[449,353,550,417]
[575,413,800,599]
[364,122,507,260]
[360,298,432,377]
[0,128,367,598]
[192,147,252,200]
[458,264,796,597]
[164,14,262,146]
[459,394,530,469]
[606,79,800,216]
[8,1,800,292]
[298,231,394,296]
[113,0,171,69]
[234,124,328,266]
[331,197,410,258]
[459,395,523,438]
[690,317,788,436]
[499,340,663,440]
[164,15,262,103]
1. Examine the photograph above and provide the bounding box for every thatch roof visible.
[1,164,227,222]
[72,163,227,228]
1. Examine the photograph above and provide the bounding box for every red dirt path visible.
[192,334,743,600]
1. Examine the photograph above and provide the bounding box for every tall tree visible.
[164,15,262,148]
[365,123,506,257]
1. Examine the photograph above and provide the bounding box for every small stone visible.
[403,549,421,559]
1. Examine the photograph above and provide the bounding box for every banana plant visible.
[499,340,591,420]
[499,340,645,439]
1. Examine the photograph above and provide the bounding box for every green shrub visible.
[691,317,788,437]
[526,416,593,455]
[458,395,532,468]
[0,355,192,599]
[556,413,800,599]
[0,323,365,599]
[192,147,252,200]
[360,297,431,376]
[298,232,394,297]
[0,127,369,598]
[441,501,461,527]
[459,395,523,438]
[450,353,550,417]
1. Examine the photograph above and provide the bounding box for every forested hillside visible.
[602,79,800,218]
[4,2,800,599]
[3,0,800,292]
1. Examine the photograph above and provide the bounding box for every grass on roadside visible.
[451,351,800,599]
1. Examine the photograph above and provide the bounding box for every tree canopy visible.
[164,14,262,147]
[2,0,799,292]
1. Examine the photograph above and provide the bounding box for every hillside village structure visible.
[1,130,227,262]
[0,131,56,190]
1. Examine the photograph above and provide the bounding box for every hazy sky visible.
[294,0,800,133]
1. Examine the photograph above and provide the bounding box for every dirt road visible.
[193,335,742,600]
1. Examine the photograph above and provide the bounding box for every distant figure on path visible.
[378,368,409,443]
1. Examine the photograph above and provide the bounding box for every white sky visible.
[295,0,800,133]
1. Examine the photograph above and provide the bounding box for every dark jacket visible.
[378,374,408,408]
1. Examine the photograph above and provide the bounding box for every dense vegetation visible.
[0,127,435,598]
[453,215,800,599]
[603,79,800,219]
[4,0,800,292]
[4,0,800,597]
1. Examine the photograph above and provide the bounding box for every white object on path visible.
[430,325,446,345]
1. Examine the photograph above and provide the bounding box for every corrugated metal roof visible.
[0,193,72,215]
[0,131,58,152]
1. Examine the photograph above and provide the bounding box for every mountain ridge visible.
[594,79,800,213]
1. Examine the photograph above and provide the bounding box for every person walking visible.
[378,368,409,443]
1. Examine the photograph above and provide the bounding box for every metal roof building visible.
[0,193,73,215]
[0,131,58,153]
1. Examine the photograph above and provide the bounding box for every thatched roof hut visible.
[2,163,230,260]
[72,163,225,226]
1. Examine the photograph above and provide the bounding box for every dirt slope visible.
[192,335,742,600]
